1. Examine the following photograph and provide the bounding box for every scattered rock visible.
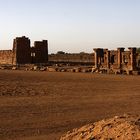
[81,69,89,73]
[33,66,38,71]
[75,68,81,73]
[12,66,17,70]
[40,67,46,71]
[47,67,56,72]
[0,66,5,70]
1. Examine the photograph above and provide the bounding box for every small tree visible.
[57,51,65,54]
[80,52,86,54]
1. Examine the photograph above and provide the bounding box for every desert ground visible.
[0,70,140,140]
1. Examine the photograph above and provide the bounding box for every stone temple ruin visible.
[0,36,140,74]
[0,36,48,65]
[93,48,140,75]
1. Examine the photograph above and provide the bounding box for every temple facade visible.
[0,36,48,65]
[93,48,139,74]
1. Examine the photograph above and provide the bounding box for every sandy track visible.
[0,70,140,140]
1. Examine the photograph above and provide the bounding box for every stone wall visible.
[0,36,140,69]
[137,54,140,67]
[93,47,140,74]
[0,50,13,65]
[31,40,48,63]
[0,36,49,65]
[13,36,31,64]
[48,53,94,63]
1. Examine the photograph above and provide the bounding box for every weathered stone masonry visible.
[13,36,31,64]
[0,36,140,75]
[0,50,13,65]
[0,36,48,65]
[93,48,139,74]
[31,40,48,64]
[48,53,94,64]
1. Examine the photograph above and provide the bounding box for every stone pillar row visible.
[93,47,137,71]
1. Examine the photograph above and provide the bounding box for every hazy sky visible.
[0,0,140,53]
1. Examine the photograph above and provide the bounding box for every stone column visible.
[106,50,110,69]
[93,49,98,68]
[128,47,136,70]
[12,39,17,65]
[117,48,124,69]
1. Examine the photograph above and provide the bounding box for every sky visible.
[0,0,140,53]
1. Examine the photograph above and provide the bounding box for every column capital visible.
[117,48,125,51]
[93,48,104,52]
[128,47,136,51]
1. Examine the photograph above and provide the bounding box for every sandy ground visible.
[0,70,140,140]
[60,114,140,140]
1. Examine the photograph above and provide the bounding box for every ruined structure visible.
[0,36,140,75]
[49,53,94,65]
[93,48,139,74]
[13,36,31,64]
[31,40,48,64]
[0,50,13,65]
[0,36,48,65]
